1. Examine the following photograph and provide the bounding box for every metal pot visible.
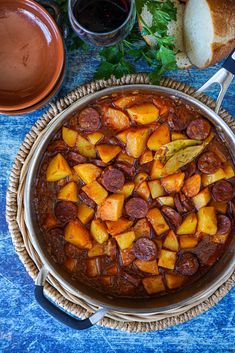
[24,50,235,330]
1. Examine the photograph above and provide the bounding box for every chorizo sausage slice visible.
[217,215,232,235]
[122,272,141,287]
[174,194,186,214]
[181,161,196,178]
[54,201,78,223]
[92,159,107,167]
[198,152,221,174]
[125,198,148,219]
[186,118,211,140]
[174,193,194,214]
[133,238,157,261]
[115,162,135,177]
[212,180,233,202]
[102,168,125,192]
[78,107,101,132]
[176,253,199,276]
[67,152,87,166]
[79,191,96,208]
[230,200,235,218]
[161,206,182,228]
[167,106,191,131]
[191,237,222,266]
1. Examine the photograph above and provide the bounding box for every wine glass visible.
[68,0,136,47]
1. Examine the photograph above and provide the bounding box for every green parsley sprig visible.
[55,0,178,83]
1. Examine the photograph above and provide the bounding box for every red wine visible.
[73,0,130,33]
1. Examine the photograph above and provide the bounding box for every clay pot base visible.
[0,0,64,111]
[0,62,66,116]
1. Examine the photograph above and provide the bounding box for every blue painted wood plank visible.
[0,46,234,353]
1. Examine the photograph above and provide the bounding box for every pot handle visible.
[194,49,235,114]
[37,0,69,39]
[34,266,108,330]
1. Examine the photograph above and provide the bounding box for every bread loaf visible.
[183,0,235,68]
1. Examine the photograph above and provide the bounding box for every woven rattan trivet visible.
[6,74,235,332]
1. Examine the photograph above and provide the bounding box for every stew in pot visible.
[34,91,235,297]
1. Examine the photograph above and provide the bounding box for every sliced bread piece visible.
[139,0,192,69]
[184,0,235,68]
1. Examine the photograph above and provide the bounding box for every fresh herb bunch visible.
[55,0,177,83]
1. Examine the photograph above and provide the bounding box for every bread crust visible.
[185,0,235,68]
[206,0,235,67]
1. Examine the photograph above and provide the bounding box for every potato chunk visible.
[115,231,135,250]
[177,213,197,235]
[116,129,131,144]
[201,168,226,187]
[148,180,165,198]
[106,218,133,236]
[147,208,169,236]
[97,144,121,163]
[87,132,104,145]
[103,107,130,130]
[46,153,72,182]
[179,235,198,249]
[158,249,177,270]
[171,132,187,141]
[117,152,135,165]
[77,203,95,224]
[150,160,165,179]
[64,258,77,272]
[120,246,135,266]
[116,182,135,199]
[163,230,179,251]
[182,174,201,198]
[135,260,159,274]
[82,181,108,205]
[91,220,109,244]
[147,124,171,151]
[133,218,151,239]
[62,127,78,147]
[114,95,142,109]
[43,213,57,230]
[126,128,149,158]
[165,273,185,289]
[65,220,92,249]
[161,172,185,193]
[139,150,153,165]
[142,276,165,294]
[58,181,78,202]
[74,163,101,184]
[134,172,148,188]
[157,196,174,207]
[127,103,159,124]
[86,258,100,277]
[136,181,150,201]
[197,207,217,235]
[100,276,111,286]
[88,243,104,257]
[97,194,125,221]
[77,134,96,158]
[223,163,235,179]
[193,188,211,210]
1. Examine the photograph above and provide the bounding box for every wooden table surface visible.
[0,46,234,353]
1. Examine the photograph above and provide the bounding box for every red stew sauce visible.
[34,92,235,297]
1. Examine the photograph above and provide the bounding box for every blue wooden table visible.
[0,46,234,353]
